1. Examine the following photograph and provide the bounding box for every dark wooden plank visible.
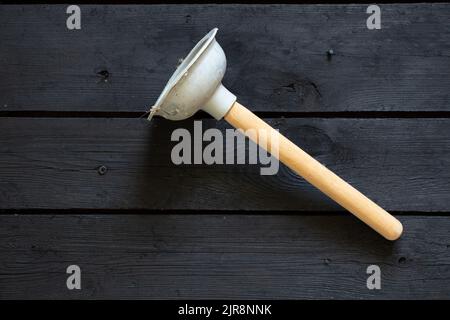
[0,214,449,299]
[1,117,449,211]
[1,4,449,113]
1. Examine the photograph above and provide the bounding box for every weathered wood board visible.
[0,214,449,299]
[1,117,449,211]
[0,4,449,113]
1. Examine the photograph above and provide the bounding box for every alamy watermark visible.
[171,121,280,176]
[66,264,81,290]
[66,5,81,30]
[366,264,381,290]
[366,5,381,30]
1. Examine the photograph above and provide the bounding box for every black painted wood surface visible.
[1,117,449,211]
[0,4,449,300]
[1,214,449,299]
[0,4,449,113]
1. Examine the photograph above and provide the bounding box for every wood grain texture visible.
[1,4,449,300]
[1,117,449,211]
[0,4,449,113]
[0,214,449,299]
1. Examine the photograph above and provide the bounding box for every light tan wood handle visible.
[224,102,403,240]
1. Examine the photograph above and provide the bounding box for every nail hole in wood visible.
[97,165,108,175]
[326,49,334,60]
[97,70,110,82]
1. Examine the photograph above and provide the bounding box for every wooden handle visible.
[224,102,403,240]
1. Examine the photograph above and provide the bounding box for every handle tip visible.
[384,220,403,241]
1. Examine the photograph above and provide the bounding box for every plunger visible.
[148,28,403,240]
